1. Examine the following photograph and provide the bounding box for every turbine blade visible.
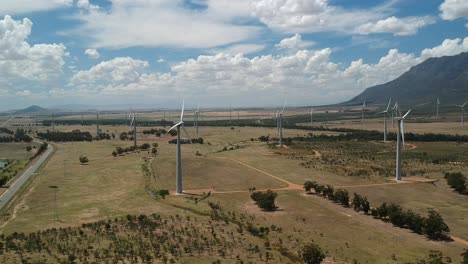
[402,109,411,119]
[169,121,183,132]
[386,98,392,112]
[463,100,468,107]
[400,121,405,145]
[281,100,286,113]
[180,100,185,121]
[182,124,192,144]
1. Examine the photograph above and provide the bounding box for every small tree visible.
[26,146,32,152]
[79,155,89,164]
[461,249,468,264]
[251,190,278,211]
[112,151,117,157]
[301,243,325,264]
[303,181,314,193]
[425,209,450,240]
[158,189,169,199]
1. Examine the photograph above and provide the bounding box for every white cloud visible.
[208,44,266,55]
[157,58,166,63]
[421,37,468,59]
[70,57,150,89]
[68,37,468,105]
[76,0,99,11]
[70,0,260,49]
[251,0,393,34]
[84,48,100,59]
[0,15,67,82]
[275,34,314,49]
[440,0,468,20]
[356,16,436,36]
[0,0,72,15]
[16,90,32,96]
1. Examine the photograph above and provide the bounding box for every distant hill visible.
[342,52,468,107]
[12,105,48,115]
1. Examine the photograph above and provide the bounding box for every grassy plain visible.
[0,119,467,262]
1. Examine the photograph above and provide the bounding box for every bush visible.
[445,172,467,194]
[301,243,325,264]
[250,190,278,211]
[79,156,89,164]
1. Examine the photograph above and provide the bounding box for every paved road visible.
[0,117,13,128]
[0,141,54,211]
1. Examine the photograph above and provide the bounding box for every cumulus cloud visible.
[16,90,32,96]
[0,15,67,82]
[275,34,314,50]
[356,16,436,36]
[70,0,259,49]
[251,0,394,34]
[76,0,99,11]
[84,48,100,59]
[208,44,266,55]
[0,0,72,15]
[68,37,468,105]
[440,0,468,20]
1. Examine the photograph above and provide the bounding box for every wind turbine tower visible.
[377,98,392,142]
[52,113,55,132]
[436,98,440,118]
[129,111,137,147]
[278,102,286,147]
[96,112,100,139]
[455,100,468,127]
[361,101,366,122]
[395,109,411,181]
[168,101,191,194]
[310,108,313,126]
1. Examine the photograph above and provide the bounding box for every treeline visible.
[303,181,450,240]
[0,128,14,135]
[111,143,153,156]
[43,119,173,127]
[30,142,48,160]
[289,130,468,143]
[142,128,167,136]
[0,129,32,143]
[445,172,467,195]
[168,137,204,144]
[37,130,92,142]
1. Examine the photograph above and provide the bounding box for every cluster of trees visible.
[111,143,152,156]
[119,132,134,141]
[445,172,467,195]
[29,142,48,160]
[43,119,174,127]
[290,130,468,143]
[37,130,92,142]
[0,212,275,263]
[142,128,167,136]
[0,129,32,143]
[168,137,204,144]
[250,190,278,211]
[303,181,450,240]
[97,132,112,140]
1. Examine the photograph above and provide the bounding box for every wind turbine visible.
[395,109,411,181]
[377,98,392,142]
[361,101,366,122]
[278,101,286,147]
[436,97,440,118]
[129,107,137,147]
[194,104,200,138]
[455,100,468,127]
[168,100,192,194]
[310,108,313,126]
[96,112,100,139]
[391,102,398,128]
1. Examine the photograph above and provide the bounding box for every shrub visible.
[301,243,325,264]
[250,190,278,211]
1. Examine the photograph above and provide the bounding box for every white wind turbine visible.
[455,100,468,127]
[391,102,399,128]
[129,107,137,147]
[395,109,411,181]
[377,98,392,142]
[361,101,366,122]
[436,97,440,118]
[168,100,192,194]
[194,104,200,138]
[310,108,313,126]
[278,101,286,147]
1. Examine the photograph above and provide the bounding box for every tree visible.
[158,190,169,199]
[112,151,117,157]
[152,148,158,155]
[301,243,325,264]
[303,181,315,193]
[26,146,32,152]
[168,130,177,137]
[79,156,89,164]
[250,190,278,211]
[461,249,468,264]
[425,209,450,240]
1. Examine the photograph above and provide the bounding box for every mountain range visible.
[343,52,468,107]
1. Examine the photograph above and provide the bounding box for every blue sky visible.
[0,0,467,110]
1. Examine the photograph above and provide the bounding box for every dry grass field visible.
[0,118,467,263]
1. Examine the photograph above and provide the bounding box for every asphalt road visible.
[0,117,13,128]
[0,141,53,211]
